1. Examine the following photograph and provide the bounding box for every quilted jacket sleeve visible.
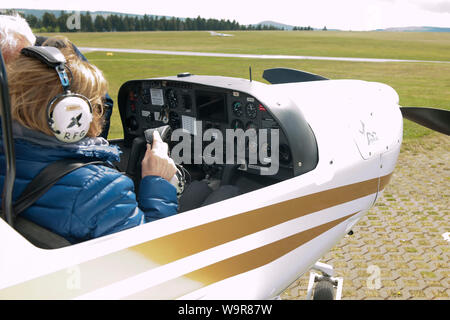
[71,166,178,243]
[138,175,179,222]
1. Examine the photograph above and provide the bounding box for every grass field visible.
[37,31,450,141]
[40,31,450,61]
[41,31,450,61]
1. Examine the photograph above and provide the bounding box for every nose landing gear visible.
[306,262,344,300]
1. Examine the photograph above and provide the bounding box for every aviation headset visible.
[20,46,93,143]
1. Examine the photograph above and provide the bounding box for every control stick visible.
[144,126,185,196]
[125,136,146,191]
[144,125,172,146]
[126,125,185,196]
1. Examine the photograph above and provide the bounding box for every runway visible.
[79,47,450,64]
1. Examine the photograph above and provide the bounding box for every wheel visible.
[313,279,335,300]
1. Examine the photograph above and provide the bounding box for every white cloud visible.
[420,0,450,14]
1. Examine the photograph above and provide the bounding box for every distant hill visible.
[375,26,450,32]
[255,21,341,31]
[255,20,296,30]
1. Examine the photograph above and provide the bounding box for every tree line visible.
[3,10,317,32]
[15,11,288,32]
[293,26,314,31]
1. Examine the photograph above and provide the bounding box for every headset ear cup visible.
[47,94,93,143]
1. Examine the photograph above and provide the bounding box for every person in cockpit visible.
[0,14,114,139]
[0,36,178,244]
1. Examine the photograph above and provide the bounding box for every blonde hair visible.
[0,14,36,64]
[7,37,107,138]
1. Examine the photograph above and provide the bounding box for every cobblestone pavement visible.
[282,133,449,300]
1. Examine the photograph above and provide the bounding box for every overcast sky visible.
[5,0,450,30]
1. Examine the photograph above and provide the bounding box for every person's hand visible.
[141,131,177,181]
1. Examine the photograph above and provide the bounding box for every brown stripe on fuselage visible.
[184,212,358,285]
[127,211,359,299]
[130,174,391,264]
[0,173,392,299]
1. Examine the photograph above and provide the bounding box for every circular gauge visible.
[232,101,243,117]
[141,88,151,104]
[246,121,257,131]
[231,119,244,130]
[182,94,192,110]
[166,89,178,108]
[246,103,257,119]
[169,111,180,129]
[204,122,213,131]
[248,140,258,154]
[125,116,138,131]
[261,142,271,156]
[279,144,292,164]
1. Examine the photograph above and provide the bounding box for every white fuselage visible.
[0,79,403,299]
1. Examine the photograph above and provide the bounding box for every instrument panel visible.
[119,77,296,179]
[125,80,280,133]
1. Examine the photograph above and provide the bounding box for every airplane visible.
[209,31,234,37]
[0,51,448,300]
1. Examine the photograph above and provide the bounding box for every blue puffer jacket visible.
[0,122,178,244]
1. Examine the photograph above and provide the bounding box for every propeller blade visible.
[400,107,450,136]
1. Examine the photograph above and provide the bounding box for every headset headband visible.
[21,46,71,92]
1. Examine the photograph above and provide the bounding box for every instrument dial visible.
[141,88,151,104]
[248,140,258,154]
[166,89,178,109]
[246,121,258,131]
[246,103,257,119]
[125,116,138,132]
[231,119,244,130]
[232,101,243,117]
[279,144,292,164]
[169,111,180,129]
[182,94,192,110]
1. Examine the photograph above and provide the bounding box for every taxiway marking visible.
[79,47,450,64]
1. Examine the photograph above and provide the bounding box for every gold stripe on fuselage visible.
[0,173,392,299]
[128,211,359,299]
[129,174,388,263]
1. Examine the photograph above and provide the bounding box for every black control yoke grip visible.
[125,125,172,189]
[125,136,145,183]
[144,125,171,146]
